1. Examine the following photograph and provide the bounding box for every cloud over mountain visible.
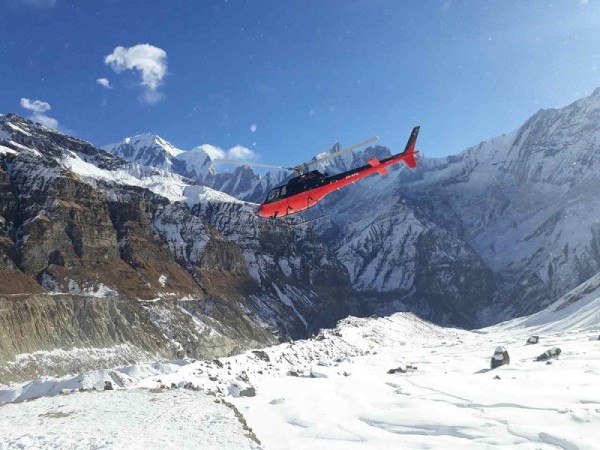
[20,97,58,129]
[104,44,168,104]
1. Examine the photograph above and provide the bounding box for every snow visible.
[6,139,43,157]
[1,296,599,448]
[106,133,185,158]
[6,121,31,136]
[60,154,189,202]
[183,184,244,206]
[65,279,118,297]
[158,274,167,287]
[175,145,215,180]
[0,145,17,155]
[491,271,600,334]
[0,389,258,449]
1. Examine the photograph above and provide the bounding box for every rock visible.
[536,347,561,361]
[526,336,539,345]
[213,359,224,368]
[310,367,328,378]
[388,365,407,374]
[493,375,501,380]
[239,387,256,397]
[252,350,270,362]
[288,369,302,377]
[269,397,285,405]
[104,381,114,391]
[228,382,256,397]
[490,346,510,369]
[237,371,249,383]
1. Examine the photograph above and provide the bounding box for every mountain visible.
[136,87,600,326]
[0,113,358,382]
[104,134,286,202]
[104,132,494,327]
[104,133,186,172]
[310,87,600,325]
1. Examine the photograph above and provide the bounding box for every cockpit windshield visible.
[266,188,280,203]
[265,185,288,203]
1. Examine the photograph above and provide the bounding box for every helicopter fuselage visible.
[256,148,418,219]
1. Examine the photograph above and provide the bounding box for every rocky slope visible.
[396,88,600,323]
[105,134,495,327]
[163,88,600,326]
[0,114,357,381]
[313,86,600,325]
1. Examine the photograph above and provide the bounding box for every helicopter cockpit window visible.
[266,188,280,202]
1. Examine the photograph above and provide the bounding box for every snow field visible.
[1,308,599,449]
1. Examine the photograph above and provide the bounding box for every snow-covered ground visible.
[1,295,599,449]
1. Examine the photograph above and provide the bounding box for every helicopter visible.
[216,126,420,220]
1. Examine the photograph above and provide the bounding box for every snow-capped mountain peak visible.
[104,133,185,171]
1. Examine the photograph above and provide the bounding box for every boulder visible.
[490,346,510,369]
[104,381,114,391]
[536,347,561,361]
[228,382,256,397]
[388,365,407,374]
[526,336,539,345]
[252,350,270,362]
[310,367,328,378]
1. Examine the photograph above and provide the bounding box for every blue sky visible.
[1,0,600,164]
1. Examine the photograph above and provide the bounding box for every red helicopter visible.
[217,126,420,220]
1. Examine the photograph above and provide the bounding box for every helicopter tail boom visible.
[367,157,389,176]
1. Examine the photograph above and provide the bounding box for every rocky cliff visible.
[124,88,600,326]
[0,114,357,382]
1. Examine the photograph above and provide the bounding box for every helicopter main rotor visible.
[215,136,380,176]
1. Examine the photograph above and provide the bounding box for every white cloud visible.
[197,144,226,160]
[104,44,168,104]
[30,113,58,129]
[96,78,111,89]
[20,97,50,113]
[198,144,256,161]
[250,123,257,133]
[227,145,255,160]
[20,97,59,130]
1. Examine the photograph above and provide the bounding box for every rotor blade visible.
[214,159,292,171]
[309,136,380,167]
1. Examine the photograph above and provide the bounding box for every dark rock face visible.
[536,347,561,361]
[0,294,272,383]
[491,346,510,369]
[526,336,539,345]
[252,350,270,362]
